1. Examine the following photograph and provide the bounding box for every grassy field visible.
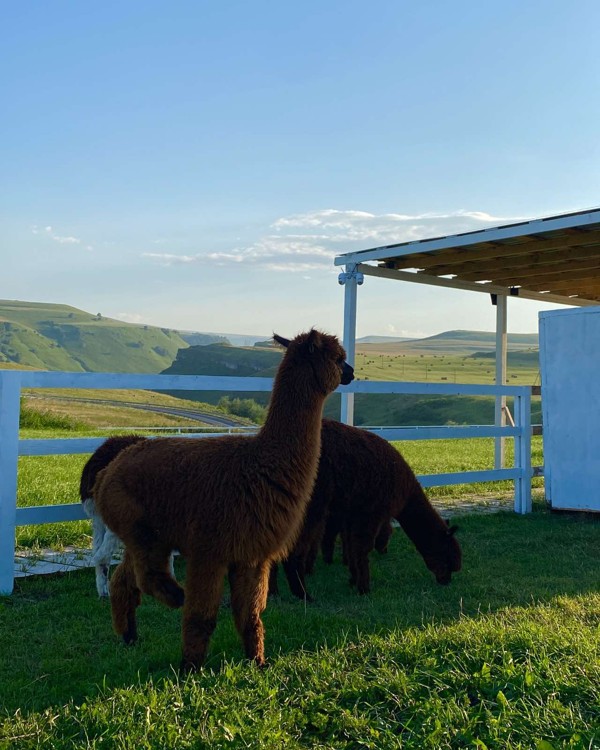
[4,408,600,748]
[354,350,539,386]
[2,509,600,748]
[21,388,251,430]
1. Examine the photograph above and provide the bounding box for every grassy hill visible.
[0,300,192,373]
[359,329,539,356]
[160,334,541,427]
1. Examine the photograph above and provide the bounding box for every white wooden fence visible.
[0,370,532,595]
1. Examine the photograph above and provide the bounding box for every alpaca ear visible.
[273,334,290,348]
[446,525,459,536]
[306,328,321,354]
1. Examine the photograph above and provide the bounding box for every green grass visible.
[354,350,539,386]
[2,510,600,748]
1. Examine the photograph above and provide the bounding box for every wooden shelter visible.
[334,207,600,466]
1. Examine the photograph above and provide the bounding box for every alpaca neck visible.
[259,365,326,448]
[396,487,446,554]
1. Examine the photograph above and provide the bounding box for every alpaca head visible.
[273,329,354,393]
[422,523,462,585]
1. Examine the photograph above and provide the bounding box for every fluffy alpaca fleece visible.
[93,329,354,671]
[271,418,461,599]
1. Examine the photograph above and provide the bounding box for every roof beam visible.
[524,277,600,293]
[357,263,597,306]
[482,262,600,286]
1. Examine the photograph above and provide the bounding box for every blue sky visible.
[2,0,599,339]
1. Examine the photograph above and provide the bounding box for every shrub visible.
[19,398,87,431]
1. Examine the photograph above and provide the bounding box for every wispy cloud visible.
[112,312,147,324]
[32,225,93,251]
[141,208,524,273]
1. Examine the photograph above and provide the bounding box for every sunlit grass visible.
[2,510,600,748]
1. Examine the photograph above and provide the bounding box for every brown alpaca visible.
[271,419,461,599]
[93,330,354,671]
[80,435,147,597]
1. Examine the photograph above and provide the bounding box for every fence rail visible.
[0,370,533,595]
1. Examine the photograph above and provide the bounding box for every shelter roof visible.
[334,208,600,306]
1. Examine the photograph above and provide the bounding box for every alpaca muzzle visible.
[341,362,354,385]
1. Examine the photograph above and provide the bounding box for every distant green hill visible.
[161,335,541,427]
[160,343,281,405]
[162,342,281,378]
[469,349,540,366]
[0,300,190,373]
[359,329,539,356]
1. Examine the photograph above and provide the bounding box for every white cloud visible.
[112,312,147,324]
[32,224,93,250]
[141,208,525,274]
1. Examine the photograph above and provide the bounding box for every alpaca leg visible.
[321,514,340,564]
[341,525,350,567]
[343,527,359,587]
[126,522,184,609]
[282,553,313,602]
[304,515,328,575]
[305,541,318,575]
[267,562,279,598]
[228,561,270,667]
[110,550,142,644]
[180,558,227,672]
[374,520,393,554]
[348,522,379,595]
[90,514,110,598]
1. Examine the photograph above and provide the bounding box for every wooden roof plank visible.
[384,227,600,271]
[481,263,600,287]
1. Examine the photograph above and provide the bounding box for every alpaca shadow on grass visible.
[5,508,600,715]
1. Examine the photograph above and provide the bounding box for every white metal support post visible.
[338,263,363,425]
[493,294,508,469]
[0,372,22,595]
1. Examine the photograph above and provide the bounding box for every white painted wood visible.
[0,373,21,594]
[345,380,529,397]
[19,372,274,390]
[340,263,360,425]
[494,294,508,469]
[16,503,87,525]
[361,425,519,441]
[513,391,532,513]
[539,306,600,511]
[418,469,518,487]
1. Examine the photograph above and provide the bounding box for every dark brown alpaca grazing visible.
[271,419,461,599]
[93,330,354,671]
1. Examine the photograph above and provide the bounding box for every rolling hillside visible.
[358,329,538,356]
[0,300,225,373]
[161,332,541,426]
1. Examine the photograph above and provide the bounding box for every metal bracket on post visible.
[338,264,363,425]
[338,266,364,287]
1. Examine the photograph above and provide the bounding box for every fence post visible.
[513,388,532,514]
[339,263,362,425]
[0,372,21,595]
